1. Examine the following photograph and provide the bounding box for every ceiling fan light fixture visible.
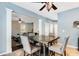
[18,18,22,23]
[47,2,52,11]
[39,2,57,11]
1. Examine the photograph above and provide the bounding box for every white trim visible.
[6,8,13,54]
[0,51,11,55]
[0,8,13,56]
[67,45,78,49]
[58,43,78,49]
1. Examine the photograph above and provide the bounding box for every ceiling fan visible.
[39,2,57,11]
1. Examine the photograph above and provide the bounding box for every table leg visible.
[43,44,45,56]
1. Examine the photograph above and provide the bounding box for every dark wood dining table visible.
[34,35,60,56]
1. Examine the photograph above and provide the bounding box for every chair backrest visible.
[21,36,31,54]
[61,36,69,52]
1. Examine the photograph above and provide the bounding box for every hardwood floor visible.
[3,47,79,56]
[54,47,79,56]
[66,47,79,56]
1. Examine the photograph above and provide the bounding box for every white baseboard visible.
[59,43,78,49]
[67,45,78,49]
[58,43,78,49]
[0,51,12,56]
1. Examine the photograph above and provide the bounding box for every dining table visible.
[34,35,60,56]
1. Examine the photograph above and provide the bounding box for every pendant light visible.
[18,18,22,23]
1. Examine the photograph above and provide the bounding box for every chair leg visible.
[48,50,50,56]
[64,50,66,56]
[60,54,63,56]
[24,51,26,56]
[39,50,40,56]
[49,51,55,56]
[31,53,33,56]
[53,52,55,56]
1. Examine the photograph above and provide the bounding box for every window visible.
[45,23,50,36]
[49,23,54,33]
[21,23,26,33]
[54,23,58,36]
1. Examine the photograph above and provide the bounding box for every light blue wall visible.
[1,2,53,21]
[58,7,79,48]
[0,2,54,54]
[0,5,7,53]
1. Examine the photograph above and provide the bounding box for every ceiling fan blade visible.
[39,5,46,11]
[52,4,57,10]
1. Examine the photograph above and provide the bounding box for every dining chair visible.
[21,36,41,56]
[48,36,70,56]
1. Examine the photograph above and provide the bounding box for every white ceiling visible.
[12,2,79,20]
